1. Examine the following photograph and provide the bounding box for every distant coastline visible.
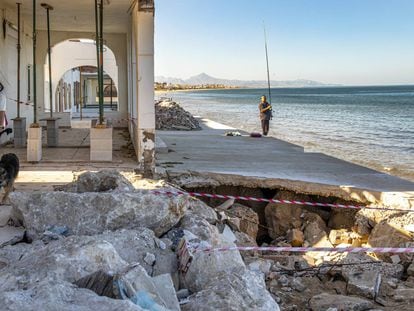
[154,82,239,91]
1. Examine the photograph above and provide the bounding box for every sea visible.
[157,85,414,182]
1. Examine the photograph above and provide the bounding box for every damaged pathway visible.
[156,118,414,204]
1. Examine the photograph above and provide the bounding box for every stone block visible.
[27,127,42,162]
[152,274,181,311]
[407,263,414,276]
[90,126,113,139]
[46,119,59,147]
[27,127,42,140]
[91,139,112,151]
[90,127,113,162]
[90,151,113,162]
[71,120,91,129]
[0,226,25,247]
[346,270,381,299]
[287,228,304,247]
[0,205,22,227]
[309,293,373,311]
[12,117,26,148]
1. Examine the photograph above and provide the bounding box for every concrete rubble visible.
[0,170,280,310]
[155,100,201,131]
[1,170,413,310]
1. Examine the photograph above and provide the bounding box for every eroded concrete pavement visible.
[156,118,414,207]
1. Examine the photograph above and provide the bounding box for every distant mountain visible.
[155,73,338,88]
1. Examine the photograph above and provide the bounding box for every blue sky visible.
[154,0,414,85]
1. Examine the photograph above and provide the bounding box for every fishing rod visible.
[263,23,272,106]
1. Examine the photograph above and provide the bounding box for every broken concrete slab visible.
[309,293,374,311]
[0,226,25,248]
[0,280,144,311]
[182,267,279,311]
[152,274,181,311]
[339,253,404,280]
[392,288,414,303]
[10,189,188,239]
[346,270,381,299]
[0,236,129,292]
[0,205,22,227]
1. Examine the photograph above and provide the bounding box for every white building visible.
[0,0,156,174]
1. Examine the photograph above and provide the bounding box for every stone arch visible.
[43,38,118,112]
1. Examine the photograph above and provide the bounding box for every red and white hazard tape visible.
[189,246,414,254]
[152,190,413,213]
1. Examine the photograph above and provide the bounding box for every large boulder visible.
[94,228,177,277]
[182,267,279,311]
[227,203,259,240]
[178,214,220,244]
[0,236,129,292]
[0,226,25,248]
[265,191,327,240]
[0,280,144,311]
[183,236,245,292]
[10,189,189,239]
[56,170,135,193]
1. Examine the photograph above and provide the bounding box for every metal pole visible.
[263,23,272,105]
[110,78,113,110]
[80,67,83,120]
[99,0,104,125]
[41,3,54,118]
[95,0,103,125]
[94,0,102,125]
[16,2,21,118]
[32,0,37,124]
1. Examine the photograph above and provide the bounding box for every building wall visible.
[0,3,35,133]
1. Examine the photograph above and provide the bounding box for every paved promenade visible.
[156,118,414,194]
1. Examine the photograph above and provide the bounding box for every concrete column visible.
[132,2,155,177]
[12,117,26,147]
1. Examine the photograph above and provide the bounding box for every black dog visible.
[0,128,12,137]
[0,153,19,203]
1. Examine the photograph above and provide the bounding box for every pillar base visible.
[12,117,26,147]
[90,126,113,161]
[45,118,59,147]
[27,126,42,162]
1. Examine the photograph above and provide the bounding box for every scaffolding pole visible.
[94,0,104,126]
[42,3,54,118]
[16,2,21,118]
[32,0,37,124]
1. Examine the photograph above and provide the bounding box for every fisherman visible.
[258,95,272,136]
